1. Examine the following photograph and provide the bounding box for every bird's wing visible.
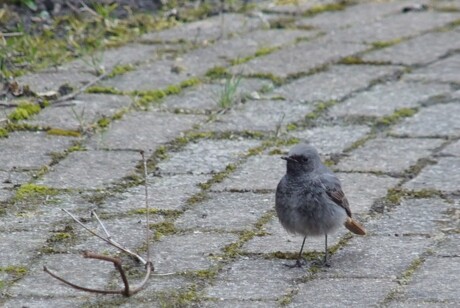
[319,173,352,218]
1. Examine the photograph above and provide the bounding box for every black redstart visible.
[275,143,366,267]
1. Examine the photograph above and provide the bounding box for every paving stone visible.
[388,300,460,308]
[295,0,408,31]
[274,65,403,103]
[318,235,431,279]
[242,216,349,255]
[157,139,260,175]
[363,30,460,66]
[88,110,205,151]
[61,43,161,73]
[367,198,452,236]
[211,155,284,192]
[441,140,460,157]
[0,132,76,171]
[38,150,140,190]
[404,157,460,192]
[100,59,188,92]
[208,29,317,62]
[3,297,91,308]
[104,174,210,213]
[152,232,238,273]
[141,13,265,43]
[202,99,313,132]
[202,299,277,308]
[336,137,444,174]
[16,70,95,94]
[73,216,155,253]
[129,275,191,301]
[0,231,46,268]
[290,278,395,307]
[337,172,400,214]
[230,38,367,78]
[0,170,31,190]
[8,253,115,297]
[403,257,460,302]
[175,192,273,232]
[436,234,460,257]
[291,125,371,154]
[392,103,460,137]
[163,79,273,112]
[27,94,132,131]
[176,29,317,77]
[327,11,460,44]
[204,258,305,300]
[406,54,460,83]
[329,81,451,118]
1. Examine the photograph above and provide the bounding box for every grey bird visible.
[275,143,366,267]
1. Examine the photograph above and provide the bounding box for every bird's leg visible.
[284,236,308,268]
[323,233,330,267]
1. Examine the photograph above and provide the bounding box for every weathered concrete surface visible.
[2,1,460,307]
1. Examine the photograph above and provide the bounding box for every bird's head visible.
[281,143,321,175]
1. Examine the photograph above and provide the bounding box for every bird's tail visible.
[345,217,366,235]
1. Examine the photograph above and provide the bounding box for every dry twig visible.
[44,151,154,296]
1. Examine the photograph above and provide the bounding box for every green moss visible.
[385,188,442,204]
[205,66,229,79]
[179,77,201,88]
[339,56,366,65]
[67,144,86,152]
[47,128,81,137]
[97,117,111,128]
[86,86,124,95]
[268,16,296,29]
[185,268,219,280]
[47,232,74,243]
[150,221,176,240]
[371,38,403,49]
[158,285,201,307]
[304,100,337,123]
[14,184,59,202]
[269,148,284,155]
[286,123,298,131]
[0,128,8,138]
[0,265,28,277]
[8,102,42,121]
[304,3,347,16]
[398,257,424,285]
[108,64,134,78]
[376,107,418,126]
[247,73,283,86]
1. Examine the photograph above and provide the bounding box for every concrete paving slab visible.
[392,103,460,137]
[0,132,76,171]
[404,157,460,192]
[336,137,444,174]
[88,110,205,151]
[157,139,260,175]
[275,65,403,103]
[175,192,273,232]
[38,150,140,190]
[329,81,451,118]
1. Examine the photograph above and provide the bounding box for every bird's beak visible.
[281,156,297,163]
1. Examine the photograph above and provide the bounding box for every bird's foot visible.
[311,258,331,268]
[284,258,308,268]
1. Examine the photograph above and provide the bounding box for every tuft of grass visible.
[217,75,242,109]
